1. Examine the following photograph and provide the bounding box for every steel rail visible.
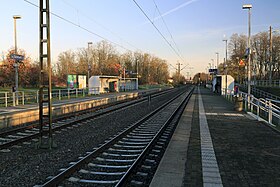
[116,87,194,186]
[0,88,176,150]
[40,86,193,186]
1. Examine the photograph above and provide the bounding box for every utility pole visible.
[177,62,181,76]
[269,26,272,86]
[38,0,55,149]
[176,62,182,84]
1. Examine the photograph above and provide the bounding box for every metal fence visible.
[222,89,280,127]
[246,79,280,87]
[238,84,280,101]
[0,88,90,107]
[0,86,140,108]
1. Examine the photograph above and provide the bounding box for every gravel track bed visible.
[0,88,186,186]
[0,99,129,134]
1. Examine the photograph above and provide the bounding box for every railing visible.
[237,84,280,101]
[222,88,280,127]
[244,79,280,87]
[0,91,26,107]
[0,88,89,107]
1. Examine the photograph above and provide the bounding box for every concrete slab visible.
[199,86,280,186]
[150,94,195,187]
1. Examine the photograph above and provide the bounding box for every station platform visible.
[151,86,280,187]
[0,89,159,115]
[0,88,165,128]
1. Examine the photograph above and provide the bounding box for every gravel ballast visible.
[0,88,188,186]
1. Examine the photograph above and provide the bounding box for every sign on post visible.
[209,68,218,75]
[10,54,24,61]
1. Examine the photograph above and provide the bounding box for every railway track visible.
[39,86,194,186]
[0,88,175,151]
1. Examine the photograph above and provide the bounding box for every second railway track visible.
[39,86,194,186]
[0,86,193,186]
[0,88,175,151]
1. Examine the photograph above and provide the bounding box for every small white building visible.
[89,76,119,94]
[212,75,234,95]
[89,76,138,95]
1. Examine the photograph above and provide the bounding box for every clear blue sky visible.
[1,0,280,77]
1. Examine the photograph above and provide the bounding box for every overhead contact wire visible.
[132,0,184,62]
[152,0,185,61]
[23,0,131,51]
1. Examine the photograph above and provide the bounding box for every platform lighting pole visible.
[87,42,92,91]
[243,4,252,108]
[136,59,139,89]
[124,66,126,91]
[211,59,215,82]
[223,39,228,97]
[13,15,21,105]
[268,28,279,86]
[269,26,272,86]
[208,63,211,81]
[205,67,208,84]
[216,52,219,71]
[136,59,139,78]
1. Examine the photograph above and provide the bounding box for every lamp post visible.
[136,59,139,89]
[87,41,93,90]
[269,26,272,86]
[13,15,21,105]
[223,39,228,96]
[215,52,219,70]
[268,28,279,86]
[205,67,209,84]
[211,59,214,68]
[243,4,252,109]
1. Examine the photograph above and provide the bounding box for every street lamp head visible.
[242,4,252,9]
[88,42,93,45]
[222,39,227,42]
[272,29,280,33]
[13,15,22,19]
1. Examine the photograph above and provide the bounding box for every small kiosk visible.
[89,76,119,94]
[89,76,139,94]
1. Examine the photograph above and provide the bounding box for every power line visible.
[23,0,131,51]
[152,0,185,61]
[60,0,140,51]
[132,0,184,62]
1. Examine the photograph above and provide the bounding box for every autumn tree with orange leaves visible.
[0,48,40,88]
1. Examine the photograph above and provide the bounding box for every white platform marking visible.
[198,88,223,187]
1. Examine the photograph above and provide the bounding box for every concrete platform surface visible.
[151,86,280,187]
[0,88,164,128]
[150,92,194,187]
